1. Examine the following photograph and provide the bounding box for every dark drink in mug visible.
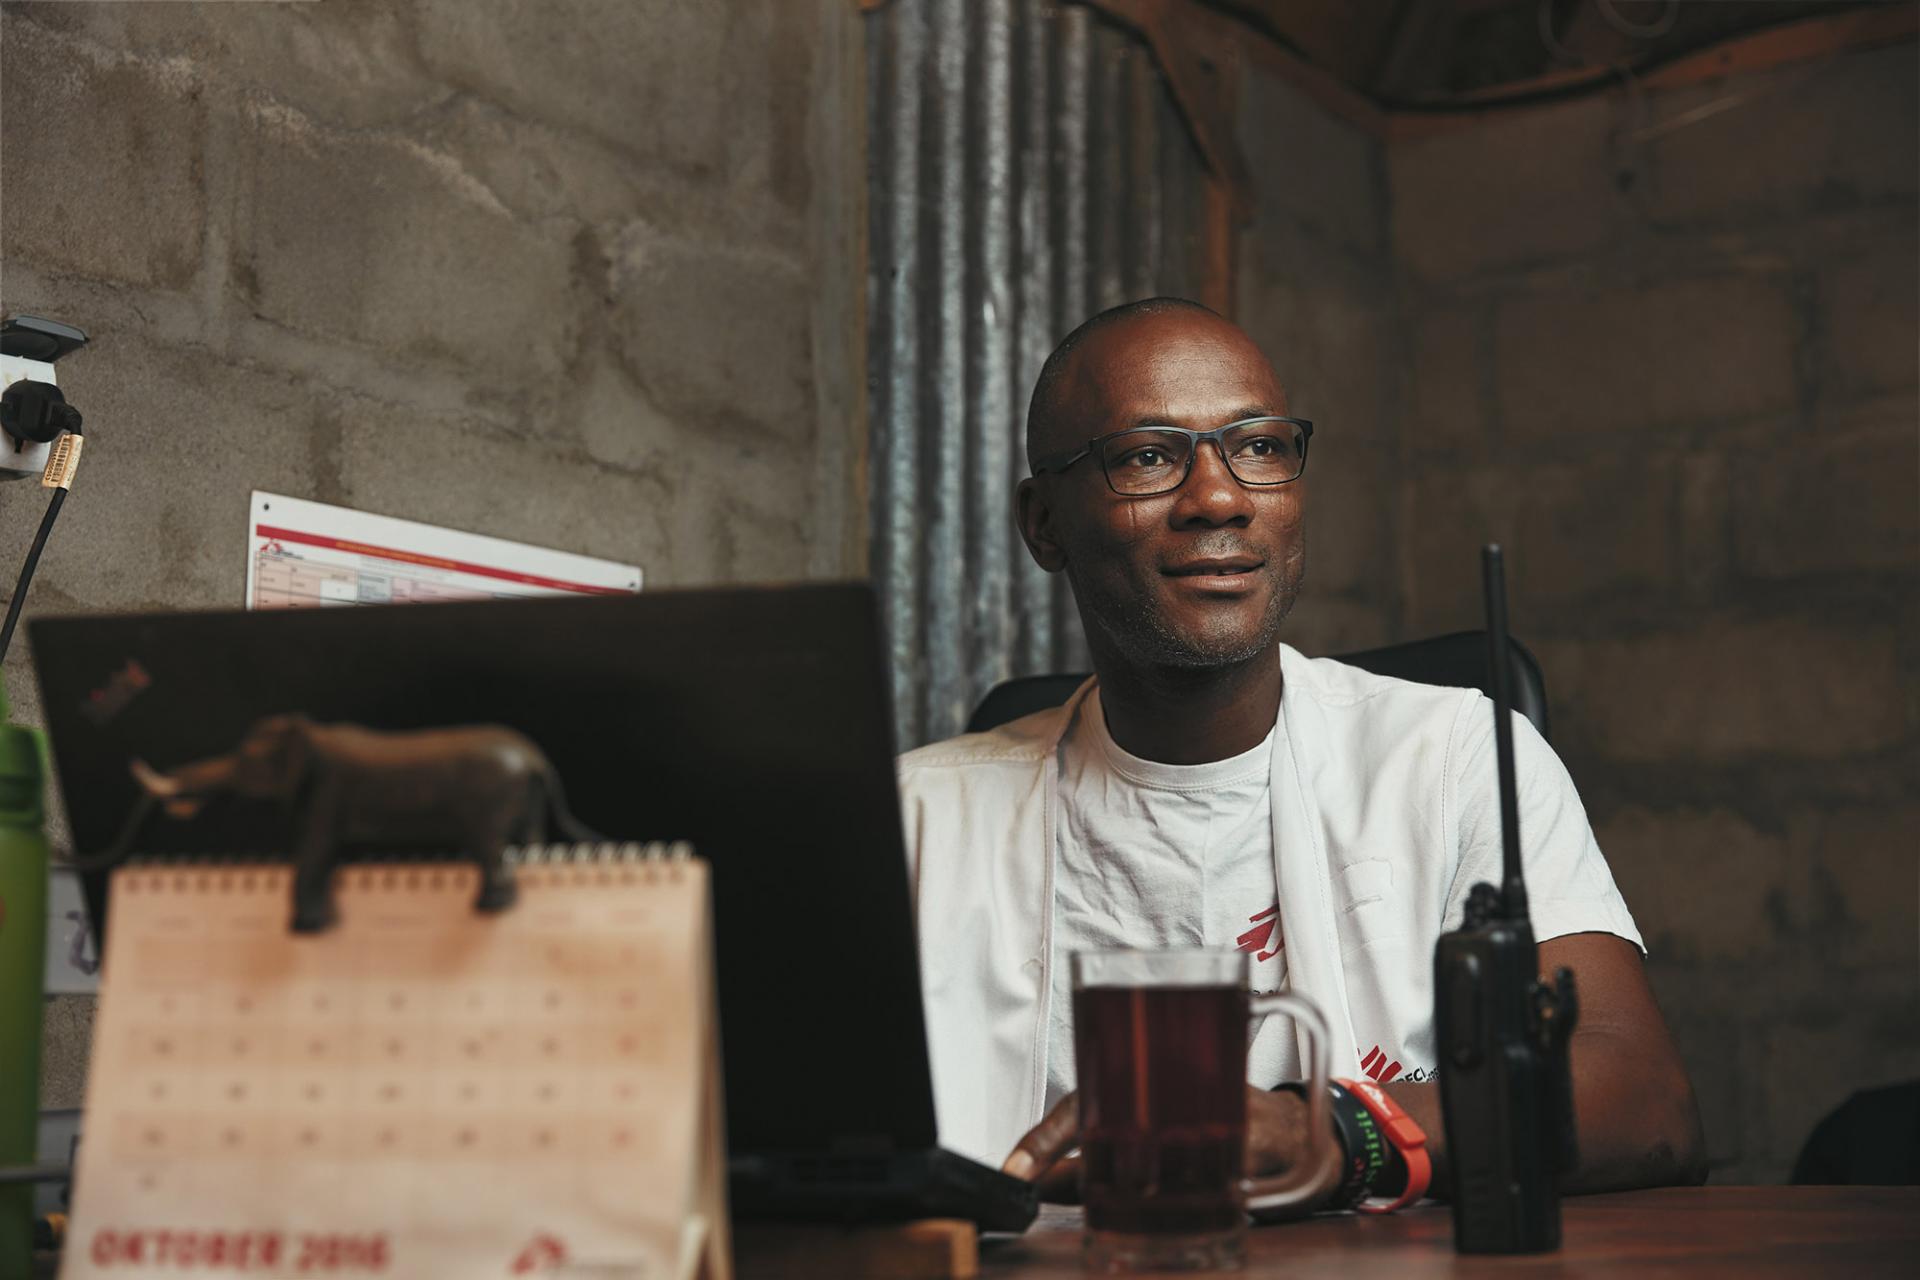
[1071,951,1335,1273]
[1076,984,1247,1234]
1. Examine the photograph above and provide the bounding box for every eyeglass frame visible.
[1028,415,1315,496]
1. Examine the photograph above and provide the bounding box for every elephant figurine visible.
[130,715,596,933]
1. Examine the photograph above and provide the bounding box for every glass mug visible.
[1071,949,1337,1273]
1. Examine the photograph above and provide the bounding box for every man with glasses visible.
[897,298,1704,1207]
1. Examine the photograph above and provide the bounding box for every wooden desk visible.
[37,1187,1919,1278]
[979,1188,1919,1277]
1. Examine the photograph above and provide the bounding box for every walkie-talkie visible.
[1433,545,1579,1253]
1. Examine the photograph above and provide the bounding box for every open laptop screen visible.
[31,582,939,1157]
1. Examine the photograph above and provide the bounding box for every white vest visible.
[896,644,1641,1166]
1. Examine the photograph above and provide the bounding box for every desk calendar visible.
[62,848,729,1280]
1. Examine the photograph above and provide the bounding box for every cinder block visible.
[664,412,839,587]
[7,0,441,129]
[1406,306,1486,455]
[1645,44,1918,225]
[1820,244,1920,398]
[569,355,679,476]
[340,394,827,590]
[1242,64,1384,256]
[1552,619,1908,763]
[659,470,815,589]
[1389,93,1622,282]
[1800,803,1920,969]
[709,500,813,585]
[337,415,673,577]
[1731,419,1920,577]
[1400,456,1677,633]
[565,349,842,575]
[1281,599,1393,658]
[408,0,817,207]
[1493,275,1798,439]
[1597,806,1793,964]
[1236,242,1395,444]
[419,97,807,261]
[233,105,578,381]
[609,237,816,443]
[0,15,205,290]
[1301,441,1393,597]
[1678,451,1730,594]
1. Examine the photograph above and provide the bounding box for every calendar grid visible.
[65,854,715,1277]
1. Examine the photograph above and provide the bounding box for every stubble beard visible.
[1067,552,1306,673]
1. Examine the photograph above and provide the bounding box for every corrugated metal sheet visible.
[867,0,1208,750]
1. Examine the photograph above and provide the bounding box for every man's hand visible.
[1001,1087,1325,1205]
[1000,1093,1083,1202]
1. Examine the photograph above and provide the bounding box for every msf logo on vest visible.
[1359,1044,1403,1084]
[1235,904,1283,962]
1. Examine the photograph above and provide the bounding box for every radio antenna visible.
[1481,545,1529,922]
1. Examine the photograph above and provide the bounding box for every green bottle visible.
[0,698,48,1277]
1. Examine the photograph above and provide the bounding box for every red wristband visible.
[1334,1077,1432,1212]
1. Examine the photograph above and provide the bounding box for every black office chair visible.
[964,630,1552,740]
[1790,1082,1920,1185]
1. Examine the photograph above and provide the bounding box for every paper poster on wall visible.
[246,492,642,609]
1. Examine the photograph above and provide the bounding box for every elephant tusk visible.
[129,759,181,798]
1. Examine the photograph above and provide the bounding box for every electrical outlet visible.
[0,352,57,480]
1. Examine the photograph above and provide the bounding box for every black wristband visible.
[1336,1081,1410,1199]
[1274,1081,1387,1211]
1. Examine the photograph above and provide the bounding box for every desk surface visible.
[34,1187,1918,1278]
[981,1187,1919,1277]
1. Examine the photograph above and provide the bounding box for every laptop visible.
[30,582,1040,1232]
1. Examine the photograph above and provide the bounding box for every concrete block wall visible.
[1236,59,1401,657]
[1,0,865,1105]
[1387,45,1918,1184]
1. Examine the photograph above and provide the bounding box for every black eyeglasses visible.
[1030,416,1313,497]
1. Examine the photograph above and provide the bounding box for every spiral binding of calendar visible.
[111,841,698,893]
[510,840,693,865]
[509,841,696,890]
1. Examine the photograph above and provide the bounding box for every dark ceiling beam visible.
[853,1,1916,143]
[1371,0,1457,103]
[1083,0,1254,219]
[1385,1,1919,137]
[1637,1,1918,90]
[1180,0,1917,139]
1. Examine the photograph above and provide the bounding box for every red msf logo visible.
[1360,1044,1403,1084]
[510,1233,568,1275]
[1235,904,1283,962]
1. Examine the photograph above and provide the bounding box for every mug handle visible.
[1242,991,1342,1217]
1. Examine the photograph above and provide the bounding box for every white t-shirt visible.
[1045,689,1298,1111]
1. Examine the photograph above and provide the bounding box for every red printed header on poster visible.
[246,492,642,610]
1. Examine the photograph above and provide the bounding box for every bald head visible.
[1023,298,1282,468]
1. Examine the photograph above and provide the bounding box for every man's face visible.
[1017,311,1306,672]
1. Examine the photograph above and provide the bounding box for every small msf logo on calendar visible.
[510,1235,569,1274]
[511,1233,651,1277]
